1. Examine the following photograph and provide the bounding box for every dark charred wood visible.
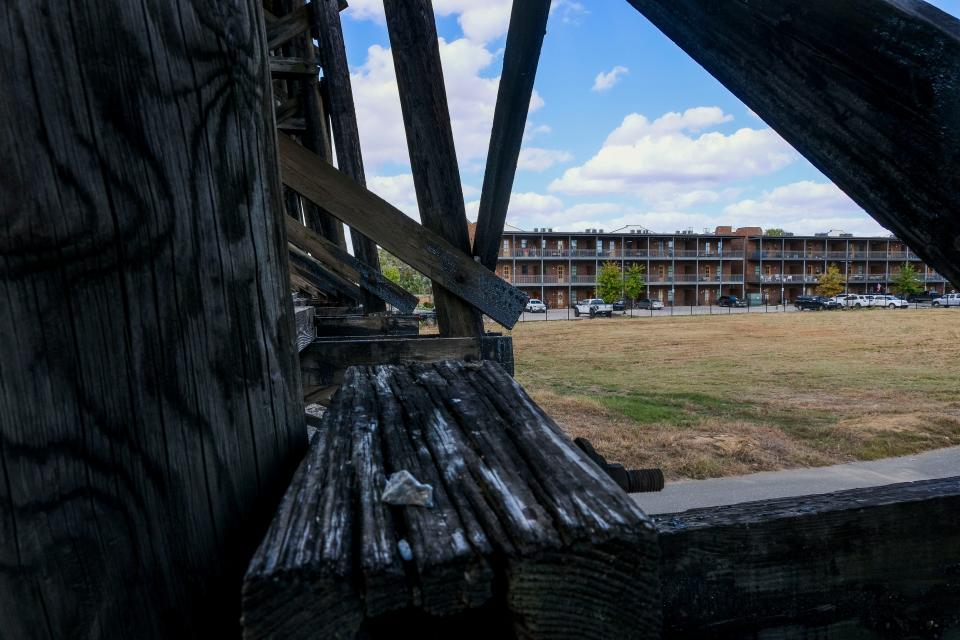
[288,244,363,303]
[473,0,552,271]
[656,477,960,638]
[277,134,528,328]
[311,0,385,311]
[625,0,960,289]
[0,1,305,636]
[266,3,310,50]
[383,0,483,336]
[269,56,319,79]
[294,305,316,351]
[243,361,660,639]
[285,217,417,313]
[314,314,419,337]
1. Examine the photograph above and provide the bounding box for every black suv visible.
[795,295,840,310]
[717,295,746,307]
[907,291,939,303]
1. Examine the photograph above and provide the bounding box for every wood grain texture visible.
[278,133,528,328]
[314,314,420,337]
[656,477,960,638]
[266,3,309,50]
[288,243,364,302]
[0,1,305,637]
[243,361,660,639]
[311,0,384,312]
[626,0,960,289]
[286,217,417,312]
[382,0,483,337]
[473,0,551,271]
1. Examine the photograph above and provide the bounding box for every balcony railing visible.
[749,274,820,283]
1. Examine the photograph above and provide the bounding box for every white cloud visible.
[592,65,629,92]
[517,147,573,172]
[367,173,419,220]
[351,38,544,173]
[345,0,513,43]
[467,191,563,221]
[723,181,888,235]
[604,107,733,144]
[549,107,795,207]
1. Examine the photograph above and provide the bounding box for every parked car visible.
[574,298,613,317]
[717,295,747,308]
[907,291,940,303]
[636,298,664,310]
[932,293,960,307]
[613,299,626,311]
[872,295,909,309]
[836,294,872,309]
[794,295,840,310]
[524,299,547,313]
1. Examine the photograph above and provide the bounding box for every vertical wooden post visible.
[0,1,304,637]
[474,0,552,271]
[383,0,483,337]
[312,0,386,313]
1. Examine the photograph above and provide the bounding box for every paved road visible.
[632,446,960,515]
[515,303,945,323]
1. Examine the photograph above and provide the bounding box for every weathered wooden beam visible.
[656,477,960,638]
[314,314,419,337]
[266,3,310,50]
[0,1,305,636]
[311,0,385,312]
[285,217,418,312]
[473,0,552,271]
[243,361,660,639]
[288,243,363,302]
[294,305,316,351]
[625,0,960,289]
[382,0,483,337]
[269,56,317,79]
[278,133,528,328]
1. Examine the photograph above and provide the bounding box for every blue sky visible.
[339,0,960,236]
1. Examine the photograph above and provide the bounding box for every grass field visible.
[508,310,960,480]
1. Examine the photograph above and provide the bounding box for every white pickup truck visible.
[573,298,614,318]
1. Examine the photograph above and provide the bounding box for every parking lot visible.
[515,301,954,323]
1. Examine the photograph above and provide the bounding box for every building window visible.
[571,239,577,250]
[521,239,527,249]
[521,264,528,275]
[609,240,615,253]
[503,239,509,254]
[558,240,564,252]
[704,241,711,255]
[570,264,577,277]
[502,265,511,280]
[541,238,546,249]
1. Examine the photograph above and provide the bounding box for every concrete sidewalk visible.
[633,446,960,515]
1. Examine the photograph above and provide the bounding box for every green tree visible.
[377,248,431,295]
[596,261,623,303]
[816,264,846,297]
[764,228,787,237]
[891,263,923,297]
[623,263,646,303]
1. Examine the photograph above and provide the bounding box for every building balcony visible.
[749,274,821,283]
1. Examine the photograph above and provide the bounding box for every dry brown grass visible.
[503,310,960,479]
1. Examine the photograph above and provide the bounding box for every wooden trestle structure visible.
[1,0,958,638]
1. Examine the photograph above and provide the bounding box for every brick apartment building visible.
[493,225,951,308]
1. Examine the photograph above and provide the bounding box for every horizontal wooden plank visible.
[285,217,417,313]
[277,134,527,328]
[266,4,310,50]
[314,314,419,337]
[269,57,316,79]
[656,477,960,638]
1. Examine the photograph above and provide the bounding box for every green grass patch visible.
[596,391,742,426]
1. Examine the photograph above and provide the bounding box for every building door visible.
[503,239,510,256]
[557,291,564,307]
[558,265,565,282]
[502,265,511,281]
